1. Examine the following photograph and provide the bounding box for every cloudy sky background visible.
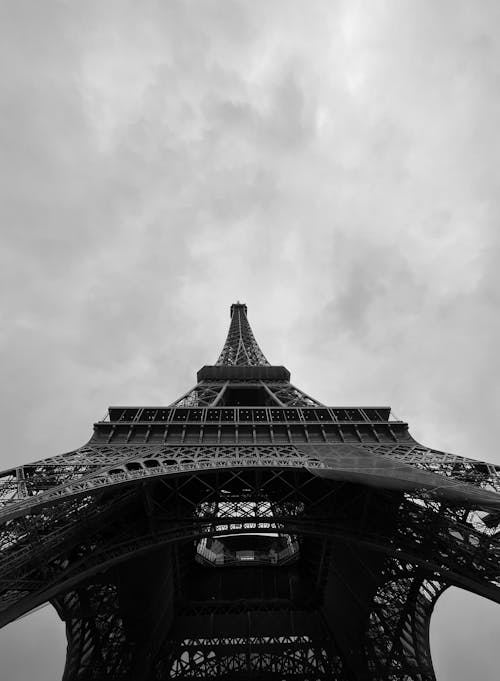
[1,1,500,678]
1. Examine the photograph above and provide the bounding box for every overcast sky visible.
[1,1,500,679]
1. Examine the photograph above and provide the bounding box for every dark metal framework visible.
[0,302,499,680]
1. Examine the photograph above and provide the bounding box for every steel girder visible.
[160,635,343,679]
[0,464,499,680]
[171,380,324,408]
[2,438,500,517]
[2,303,500,680]
[215,303,270,367]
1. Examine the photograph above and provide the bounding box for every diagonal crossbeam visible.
[216,303,270,366]
[2,302,500,681]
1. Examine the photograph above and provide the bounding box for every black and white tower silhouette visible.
[1,302,499,680]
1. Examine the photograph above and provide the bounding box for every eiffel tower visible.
[1,302,499,680]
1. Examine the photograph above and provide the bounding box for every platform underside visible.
[0,466,490,681]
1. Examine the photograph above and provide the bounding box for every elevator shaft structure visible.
[0,303,499,680]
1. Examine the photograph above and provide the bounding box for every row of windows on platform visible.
[105,406,393,424]
[94,421,405,445]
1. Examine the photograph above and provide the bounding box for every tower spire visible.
[216,302,270,366]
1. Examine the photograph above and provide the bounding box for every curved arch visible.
[365,566,447,680]
[4,439,500,526]
[2,504,500,630]
[0,446,326,522]
[1,466,500,681]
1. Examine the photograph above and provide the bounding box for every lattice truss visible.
[0,462,499,678]
[215,303,270,366]
[365,562,444,681]
[172,381,323,408]
[1,303,500,680]
[0,477,496,679]
[53,585,130,681]
[160,635,342,679]
[2,441,500,512]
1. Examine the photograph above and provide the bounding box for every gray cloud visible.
[1,1,500,679]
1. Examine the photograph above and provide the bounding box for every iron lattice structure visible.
[1,302,499,680]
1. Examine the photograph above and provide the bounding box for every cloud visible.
[1,1,500,679]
